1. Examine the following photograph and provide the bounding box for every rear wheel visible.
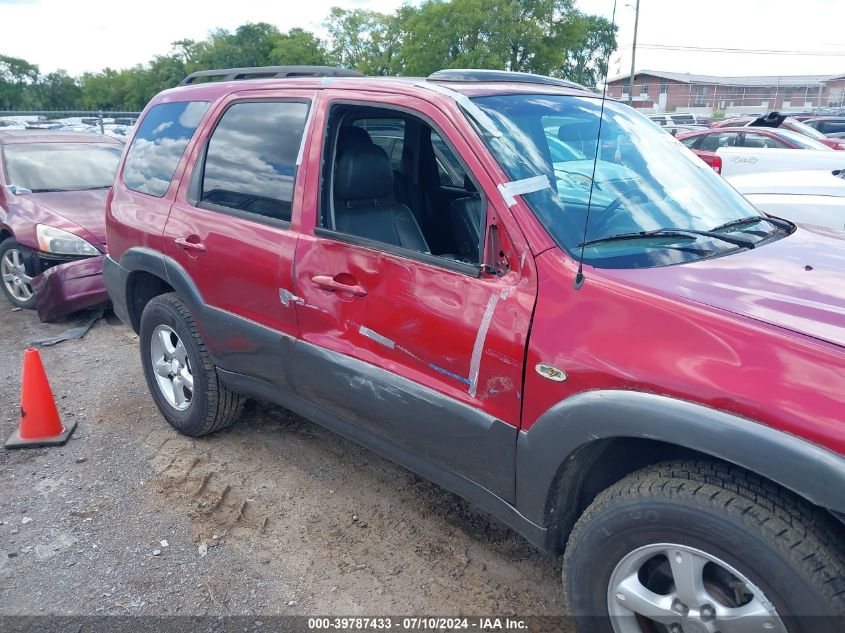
[0,238,36,309]
[139,293,244,436]
[562,460,845,633]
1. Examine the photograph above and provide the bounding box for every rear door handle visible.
[311,274,368,297]
[175,236,206,253]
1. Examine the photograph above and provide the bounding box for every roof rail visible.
[179,66,363,86]
[427,69,588,91]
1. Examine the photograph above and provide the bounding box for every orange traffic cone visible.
[5,348,76,449]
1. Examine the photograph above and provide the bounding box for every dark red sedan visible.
[677,126,832,151]
[0,130,123,320]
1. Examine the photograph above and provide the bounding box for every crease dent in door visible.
[356,286,513,396]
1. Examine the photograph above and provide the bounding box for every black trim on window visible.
[314,226,481,277]
[318,100,489,273]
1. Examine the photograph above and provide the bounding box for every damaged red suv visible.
[0,130,123,320]
[104,66,845,631]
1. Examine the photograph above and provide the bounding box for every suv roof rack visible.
[179,66,363,86]
[427,69,588,91]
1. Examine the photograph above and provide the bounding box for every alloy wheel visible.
[608,543,786,633]
[1,248,34,302]
[150,324,194,411]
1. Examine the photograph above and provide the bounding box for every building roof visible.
[608,70,844,87]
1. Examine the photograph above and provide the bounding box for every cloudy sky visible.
[2,0,844,79]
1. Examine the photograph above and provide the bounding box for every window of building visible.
[692,85,709,107]
[659,80,669,95]
[199,101,309,223]
[123,101,210,197]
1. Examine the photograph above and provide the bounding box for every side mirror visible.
[5,184,33,196]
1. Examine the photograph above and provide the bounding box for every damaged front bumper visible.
[31,255,111,322]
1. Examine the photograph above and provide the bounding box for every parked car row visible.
[649,110,845,147]
[0,116,135,141]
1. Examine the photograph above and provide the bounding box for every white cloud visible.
[2,0,408,76]
[5,0,844,79]
[576,0,845,79]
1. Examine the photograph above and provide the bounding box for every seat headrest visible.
[558,120,598,142]
[335,143,394,201]
[337,126,374,155]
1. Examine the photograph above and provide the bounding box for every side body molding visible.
[516,390,845,525]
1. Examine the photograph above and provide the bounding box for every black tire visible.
[139,292,244,436]
[562,460,845,633]
[0,238,37,309]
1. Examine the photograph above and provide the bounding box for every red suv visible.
[104,66,845,631]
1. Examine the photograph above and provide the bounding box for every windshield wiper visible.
[580,228,756,249]
[711,215,792,232]
[29,188,66,193]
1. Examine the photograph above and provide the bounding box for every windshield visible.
[472,94,790,269]
[4,142,122,192]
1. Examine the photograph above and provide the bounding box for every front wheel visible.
[139,293,244,436]
[0,238,37,309]
[562,460,845,633]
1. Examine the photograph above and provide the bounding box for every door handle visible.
[311,274,368,297]
[175,236,207,253]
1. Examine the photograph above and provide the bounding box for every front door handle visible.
[311,274,368,297]
[175,236,206,253]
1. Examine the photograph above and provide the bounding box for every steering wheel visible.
[589,189,650,234]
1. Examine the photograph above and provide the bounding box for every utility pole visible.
[627,0,640,106]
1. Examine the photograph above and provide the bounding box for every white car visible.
[717,146,844,178]
[726,169,845,230]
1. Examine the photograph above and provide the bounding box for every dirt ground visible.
[0,305,567,619]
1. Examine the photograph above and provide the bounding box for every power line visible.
[615,43,845,56]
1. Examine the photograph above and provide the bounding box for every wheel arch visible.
[126,270,174,332]
[115,247,193,333]
[517,390,845,553]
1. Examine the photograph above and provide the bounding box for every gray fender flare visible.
[516,390,845,524]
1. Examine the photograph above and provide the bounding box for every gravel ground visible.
[0,305,566,620]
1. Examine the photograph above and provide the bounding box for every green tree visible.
[0,55,39,109]
[33,70,83,110]
[324,8,403,75]
[560,14,617,87]
[391,0,615,84]
[269,28,326,66]
[0,2,615,112]
[190,22,284,70]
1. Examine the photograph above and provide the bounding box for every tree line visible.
[0,0,616,112]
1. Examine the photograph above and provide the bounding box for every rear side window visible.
[698,132,738,151]
[200,101,309,223]
[123,101,209,197]
[743,132,789,149]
